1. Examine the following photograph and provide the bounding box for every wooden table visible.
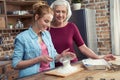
[17,61,120,80]
[18,70,120,80]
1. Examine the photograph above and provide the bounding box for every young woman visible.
[12,2,76,78]
[50,0,115,67]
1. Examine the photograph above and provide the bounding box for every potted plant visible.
[71,0,83,3]
[71,0,83,10]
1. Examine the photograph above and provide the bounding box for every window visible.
[110,0,120,55]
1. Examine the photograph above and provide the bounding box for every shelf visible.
[0,14,6,17]
[0,28,27,31]
[0,0,4,1]
[0,0,45,29]
[6,1,39,5]
[7,14,33,18]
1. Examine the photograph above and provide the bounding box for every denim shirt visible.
[12,27,58,78]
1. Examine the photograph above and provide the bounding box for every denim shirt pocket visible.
[25,49,36,59]
[23,42,38,60]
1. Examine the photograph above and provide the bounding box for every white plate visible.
[82,58,109,70]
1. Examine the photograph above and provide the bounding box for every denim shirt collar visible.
[28,27,44,39]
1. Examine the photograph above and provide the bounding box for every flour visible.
[57,58,77,74]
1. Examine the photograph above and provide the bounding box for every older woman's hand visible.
[61,48,77,60]
[103,54,116,61]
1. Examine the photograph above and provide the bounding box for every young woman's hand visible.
[39,55,53,63]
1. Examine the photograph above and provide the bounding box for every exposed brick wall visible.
[81,0,111,55]
[0,0,111,57]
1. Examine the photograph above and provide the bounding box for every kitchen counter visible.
[18,70,120,80]
[17,60,120,80]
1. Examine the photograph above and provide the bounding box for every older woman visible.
[50,0,115,67]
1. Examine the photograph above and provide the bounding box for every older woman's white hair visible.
[50,0,72,22]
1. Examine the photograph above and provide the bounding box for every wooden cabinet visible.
[0,0,6,29]
[0,0,5,15]
[0,0,44,29]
